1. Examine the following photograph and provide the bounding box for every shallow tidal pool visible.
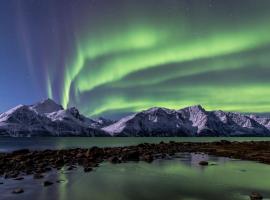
[1,152,270,200]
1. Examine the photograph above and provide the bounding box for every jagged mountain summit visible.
[0,99,109,137]
[102,105,270,136]
[0,100,270,137]
[29,98,64,114]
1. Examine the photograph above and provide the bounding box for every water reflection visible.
[1,153,270,200]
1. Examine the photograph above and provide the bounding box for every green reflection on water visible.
[1,139,270,200]
[51,155,270,200]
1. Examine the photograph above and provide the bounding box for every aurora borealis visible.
[1,0,270,118]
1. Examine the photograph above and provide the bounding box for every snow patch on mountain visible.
[30,98,63,114]
[0,100,108,137]
[102,105,270,136]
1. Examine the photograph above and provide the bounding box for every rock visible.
[108,156,120,164]
[85,149,91,158]
[92,163,99,168]
[33,173,44,179]
[141,154,153,163]
[4,172,19,179]
[199,161,209,166]
[76,153,84,159]
[67,166,74,171]
[84,167,93,172]
[220,140,231,144]
[55,159,64,167]
[13,177,24,181]
[43,181,53,186]
[77,158,85,165]
[3,173,9,179]
[12,149,30,155]
[121,150,140,161]
[250,192,263,200]
[12,188,24,194]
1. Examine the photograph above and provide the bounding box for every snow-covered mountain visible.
[0,104,52,136]
[1,100,270,137]
[102,105,270,136]
[102,107,191,136]
[249,115,270,130]
[29,98,63,114]
[0,99,109,137]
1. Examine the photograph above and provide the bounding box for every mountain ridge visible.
[0,99,270,137]
[102,105,270,136]
[0,99,108,137]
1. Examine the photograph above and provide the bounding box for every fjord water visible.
[1,137,270,200]
[2,137,270,152]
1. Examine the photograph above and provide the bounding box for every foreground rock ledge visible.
[1,140,270,178]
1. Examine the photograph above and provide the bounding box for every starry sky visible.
[0,0,270,118]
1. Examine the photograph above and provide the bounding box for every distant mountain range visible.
[0,99,270,137]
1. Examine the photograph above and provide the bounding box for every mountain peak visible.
[143,107,175,114]
[30,98,63,115]
[42,98,55,103]
[66,107,80,119]
[180,105,205,113]
[0,104,28,121]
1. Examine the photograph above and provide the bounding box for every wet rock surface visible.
[13,177,24,181]
[33,173,44,179]
[43,181,53,187]
[1,140,270,178]
[199,161,209,166]
[250,192,263,200]
[12,188,24,194]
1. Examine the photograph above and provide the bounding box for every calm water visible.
[1,137,270,152]
[1,137,270,200]
[1,153,270,200]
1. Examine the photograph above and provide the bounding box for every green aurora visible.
[44,0,270,117]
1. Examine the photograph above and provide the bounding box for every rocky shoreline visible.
[1,140,270,180]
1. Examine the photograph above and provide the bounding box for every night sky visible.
[0,0,270,118]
